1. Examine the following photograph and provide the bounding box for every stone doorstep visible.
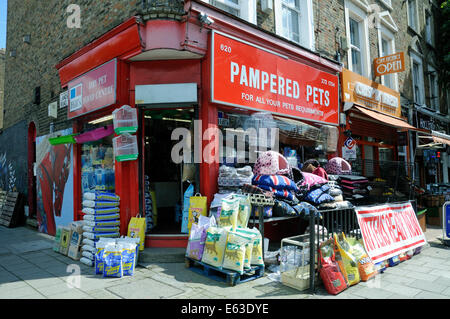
[138,247,186,264]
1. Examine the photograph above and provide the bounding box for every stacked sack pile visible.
[217,165,253,194]
[143,175,157,233]
[185,193,265,275]
[93,236,140,278]
[325,157,370,203]
[79,191,121,267]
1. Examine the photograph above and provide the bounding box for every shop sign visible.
[341,68,401,119]
[355,202,427,264]
[68,59,117,119]
[373,52,405,77]
[59,90,69,109]
[342,137,357,160]
[211,31,339,126]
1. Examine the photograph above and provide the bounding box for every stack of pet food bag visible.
[79,191,121,267]
[185,193,265,275]
[318,233,377,295]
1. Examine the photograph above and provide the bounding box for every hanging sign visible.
[68,59,117,119]
[355,202,427,264]
[211,31,339,126]
[341,137,357,160]
[373,52,405,77]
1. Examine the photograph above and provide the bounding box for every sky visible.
[0,0,6,49]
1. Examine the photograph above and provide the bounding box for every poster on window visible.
[36,128,74,236]
[355,202,426,264]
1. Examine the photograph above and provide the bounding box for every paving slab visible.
[407,279,448,294]
[105,277,186,299]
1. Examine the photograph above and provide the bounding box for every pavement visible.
[0,224,449,300]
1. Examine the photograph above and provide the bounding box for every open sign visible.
[374,52,405,77]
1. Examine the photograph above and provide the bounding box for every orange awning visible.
[353,105,419,131]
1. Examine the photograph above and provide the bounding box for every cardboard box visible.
[59,227,72,255]
[69,230,83,247]
[67,244,82,260]
[53,226,63,253]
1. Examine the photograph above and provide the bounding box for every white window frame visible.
[410,51,425,107]
[380,0,393,11]
[201,0,257,24]
[428,64,439,112]
[344,0,371,78]
[377,17,398,91]
[274,0,315,51]
[407,0,420,33]
[425,10,434,46]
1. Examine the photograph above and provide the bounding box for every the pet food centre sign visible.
[355,202,427,264]
[341,68,401,119]
[68,59,117,119]
[211,31,339,126]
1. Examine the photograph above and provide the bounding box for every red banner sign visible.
[68,59,117,119]
[355,202,426,264]
[211,31,339,125]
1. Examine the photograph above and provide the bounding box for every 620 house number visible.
[220,44,232,53]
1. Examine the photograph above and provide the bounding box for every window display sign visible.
[68,59,117,119]
[211,31,339,126]
[355,202,427,264]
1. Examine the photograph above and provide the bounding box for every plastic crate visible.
[112,133,138,162]
[280,235,317,292]
[112,105,138,134]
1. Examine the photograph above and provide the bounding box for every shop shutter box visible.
[112,105,138,135]
[112,133,138,162]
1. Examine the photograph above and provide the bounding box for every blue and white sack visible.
[83,213,120,222]
[103,243,123,278]
[82,207,120,215]
[120,242,137,276]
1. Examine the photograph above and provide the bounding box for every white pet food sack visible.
[218,197,240,230]
[201,226,231,268]
[83,220,120,228]
[82,250,95,261]
[82,225,120,233]
[236,227,264,266]
[103,244,123,278]
[82,238,96,247]
[82,200,120,208]
[82,207,120,215]
[236,195,251,229]
[83,213,120,221]
[222,231,253,274]
[81,244,96,254]
[83,191,120,202]
[80,257,94,267]
[83,231,120,241]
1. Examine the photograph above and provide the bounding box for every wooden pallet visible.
[185,257,264,286]
[0,192,24,228]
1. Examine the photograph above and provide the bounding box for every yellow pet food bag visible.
[333,233,360,286]
[222,231,253,274]
[218,197,240,230]
[188,194,208,235]
[346,236,377,282]
[127,216,146,251]
[201,226,230,268]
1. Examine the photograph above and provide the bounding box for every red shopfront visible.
[56,1,341,248]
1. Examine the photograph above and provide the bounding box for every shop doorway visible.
[27,122,37,219]
[143,108,196,235]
